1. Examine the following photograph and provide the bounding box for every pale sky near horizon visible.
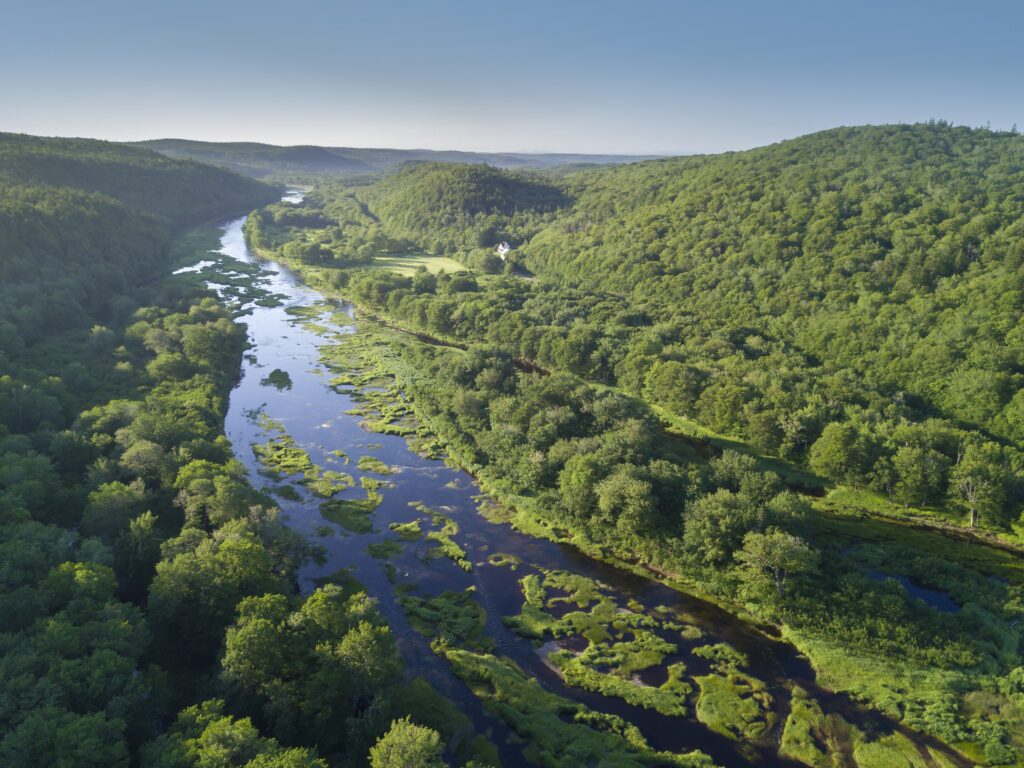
[1,0,1022,155]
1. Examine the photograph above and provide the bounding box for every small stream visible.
[205,196,966,768]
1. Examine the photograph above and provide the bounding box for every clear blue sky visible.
[2,0,1021,154]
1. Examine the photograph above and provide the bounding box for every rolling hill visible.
[133,138,662,178]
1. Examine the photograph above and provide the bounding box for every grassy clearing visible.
[368,253,467,276]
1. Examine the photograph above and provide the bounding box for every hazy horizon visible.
[2,0,1022,154]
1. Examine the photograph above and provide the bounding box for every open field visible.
[370,252,467,275]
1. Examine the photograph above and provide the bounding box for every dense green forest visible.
[246,123,1024,765]
[0,137,464,767]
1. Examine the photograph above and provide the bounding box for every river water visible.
[204,201,965,768]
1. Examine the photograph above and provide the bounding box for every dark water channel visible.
[204,201,966,768]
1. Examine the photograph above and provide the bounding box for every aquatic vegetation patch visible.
[251,411,285,433]
[266,484,301,501]
[693,671,774,742]
[304,469,356,498]
[780,686,958,768]
[680,625,704,641]
[181,252,285,308]
[320,487,383,533]
[692,643,750,673]
[505,569,706,718]
[285,303,331,320]
[551,648,692,717]
[400,589,492,651]
[260,368,292,389]
[506,570,667,644]
[253,434,315,477]
[487,552,522,570]
[253,433,354,497]
[414,502,472,572]
[357,454,393,474]
[368,540,403,559]
[314,321,446,456]
[389,519,423,540]
[442,649,714,768]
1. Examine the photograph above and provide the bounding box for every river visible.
[201,198,966,768]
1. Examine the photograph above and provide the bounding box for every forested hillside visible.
[246,122,1024,765]
[0,133,280,356]
[0,140,327,766]
[523,123,1024,445]
[0,133,276,224]
[0,135,495,768]
[253,123,1024,530]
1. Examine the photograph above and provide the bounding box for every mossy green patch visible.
[551,644,692,717]
[367,253,468,276]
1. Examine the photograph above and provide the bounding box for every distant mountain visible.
[132,138,662,178]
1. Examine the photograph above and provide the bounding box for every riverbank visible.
[236,218,1007,767]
